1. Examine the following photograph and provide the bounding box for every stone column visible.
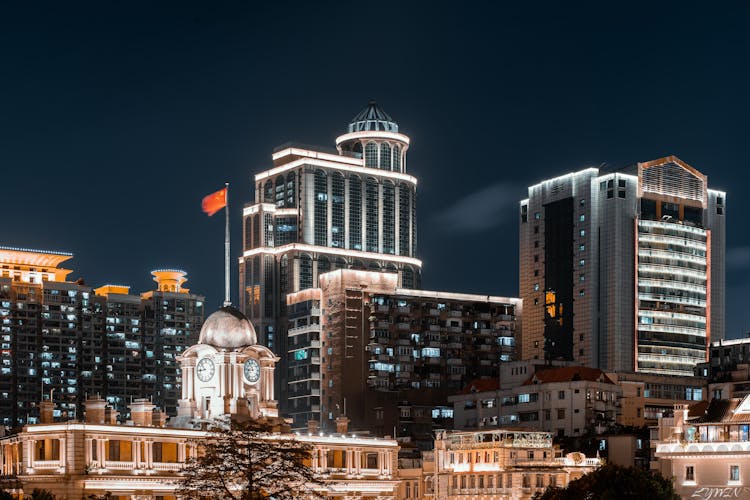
[133,440,141,468]
[145,440,153,469]
[99,439,108,467]
[320,448,327,470]
[25,439,34,469]
[84,438,93,465]
[58,437,66,469]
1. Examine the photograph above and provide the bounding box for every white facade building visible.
[519,156,726,376]
[653,397,750,499]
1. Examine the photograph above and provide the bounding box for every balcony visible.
[152,462,183,471]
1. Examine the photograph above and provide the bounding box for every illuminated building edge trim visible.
[254,158,418,185]
[240,244,422,268]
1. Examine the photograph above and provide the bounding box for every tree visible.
[533,464,679,500]
[29,490,56,500]
[177,417,324,499]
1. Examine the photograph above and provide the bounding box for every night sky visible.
[3,2,750,337]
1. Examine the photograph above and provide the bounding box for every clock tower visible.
[177,306,279,421]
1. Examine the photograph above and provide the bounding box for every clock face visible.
[244,359,260,384]
[196,357,215,382]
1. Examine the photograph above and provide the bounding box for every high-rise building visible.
[286,269,521,449]
[519,156,725,376]
[96,270,205,417]
[239,101,422,401]
[0,246,204,426]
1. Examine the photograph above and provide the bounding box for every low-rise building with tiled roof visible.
[449,361,621,437]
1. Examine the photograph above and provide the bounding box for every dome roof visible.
[348,100,398,133]
[198,306,257,349]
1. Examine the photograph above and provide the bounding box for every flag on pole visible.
[202,187,227,216]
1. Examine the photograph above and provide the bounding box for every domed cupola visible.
[198,306,257,349]
[348,100,399,133]
[336,100,411,173]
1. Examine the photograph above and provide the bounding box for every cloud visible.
[431,182,521,233]
[727,246,750,270]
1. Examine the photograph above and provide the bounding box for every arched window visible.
[365,143,378,167]
[379,143,391,170]
[349,175,362,250]
[399,184,411,256]
[285,172,296,208]
[385,263,398,274]
[382,181,395,254]
[263,180,274,203]
[393,145,401,172]
[275,176,286,207]
[331,173,345,248]
[368,261,381,272]
[314,170,328,246]
[352,260,365,271]
[299,254,313,290]
[365,178,379,252]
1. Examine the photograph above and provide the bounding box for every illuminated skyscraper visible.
[239,102,422,395]
[519,156,725,376]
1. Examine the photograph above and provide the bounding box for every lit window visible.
[579,214,585,222]
[579,259,585,267]
[579,229,585,237]
[730,465,740,482]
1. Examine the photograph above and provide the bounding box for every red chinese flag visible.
[202,187,227,216]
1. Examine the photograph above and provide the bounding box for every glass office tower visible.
[239,102,423,405]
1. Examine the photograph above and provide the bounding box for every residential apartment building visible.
[0,246,204,426]
[519,156,726,376]
[286,269,520,450]
[449,363,621,437]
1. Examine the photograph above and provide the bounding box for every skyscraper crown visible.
[348,100,399,133]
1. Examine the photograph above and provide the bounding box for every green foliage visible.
[178,417,324,499]
[533,464,679,500]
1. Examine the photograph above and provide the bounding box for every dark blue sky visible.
[3,2,750,337]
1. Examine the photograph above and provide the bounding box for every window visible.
[579,229,585,237]
[558,390,565,400]
[730,465,740,482]
[534,255,539,262]
[579,244,585,252]
[557,408,566,419]
[579,274,585,282]
[534,240,539,248]
[579,259,585,267]
[579,289,585,296]
[685,465,694,482]
[534,212,541,220]
[579,214,585,222]
[580,199,585,206]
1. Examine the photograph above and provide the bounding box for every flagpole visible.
[224,181,231,307]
